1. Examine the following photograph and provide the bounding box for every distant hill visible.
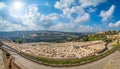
[0,30,88,43]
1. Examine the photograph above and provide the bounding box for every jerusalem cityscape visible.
[0,0,120,69]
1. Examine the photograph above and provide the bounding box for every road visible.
[3,45,120,69]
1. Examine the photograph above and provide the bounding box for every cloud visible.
[79,0,106,8]
[54,0,107,23]
[50,23,76,32]
[0,4,59,31]
[54,0,90,24]
[21,4,59,29]
[77,25,94,32]
[51,0,107,32]
[100,5,115,21]
[87,8,96,13]
[109,20,120,27]
[108,23,115,27]
[0,17,28,31]
[74,13,90,23]
[0,2,6,9]
[54,0,76,19]
[54,0,74,10]
[0,0,108,32]
[51,22,95,32]
[39,13,58,28]
[21,4,40,29]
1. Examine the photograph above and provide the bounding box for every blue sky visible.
[0,0,120,32]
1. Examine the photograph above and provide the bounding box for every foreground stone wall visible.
[0,49,5,69]
[3,50,23,69]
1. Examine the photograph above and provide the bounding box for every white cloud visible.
[109,20,120,27]
[52,0,107,32]
[54,0,75,18]
[108,23,115,27]
[50,23,66,30]
[21,4,59,29]
[29,4,38,14]
[77,25,93,32]
[51,23,76,31]
[39,13,58,28]
[0,0,108,32]
[79,0,106,8]
[0,4,59,31]
[62,8,71,18]
[61,6,90,23]
[54,0,76,19]
[0,2,6,9]
[115,21,120,27]
[74,13,90,23]
[0,17,28,31]
[54,0,74,10]
[51,22,95,32]
[54,0,90,23]
[100,5,115,21]
[40,13,58,22]
[54,0,106,25]
[87,8,96,13]
[21,4,40,29]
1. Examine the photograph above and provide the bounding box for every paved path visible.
[0,49,5,69]
[103,51,120,69]
[3,45,120,69]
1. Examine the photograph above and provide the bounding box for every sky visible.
[0,0,120,32]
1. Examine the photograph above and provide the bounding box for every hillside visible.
[0,31,88,43]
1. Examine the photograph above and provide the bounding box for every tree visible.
[104,39,112,43]
[13,38,26,44]
[105,30,119,35]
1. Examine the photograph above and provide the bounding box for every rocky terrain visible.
[4,41,105,59]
